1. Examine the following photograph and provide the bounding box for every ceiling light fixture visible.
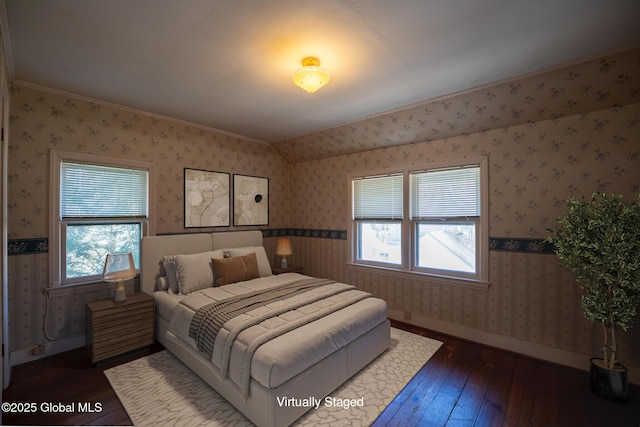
[292,57,330,94]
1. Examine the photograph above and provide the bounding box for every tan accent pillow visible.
[212,252,260,286]
[227,246,273,277]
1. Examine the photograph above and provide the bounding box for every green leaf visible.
[547,193,640,366]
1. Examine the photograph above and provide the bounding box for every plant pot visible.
[590,358,628,401]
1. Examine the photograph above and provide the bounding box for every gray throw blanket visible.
[189,278,337,359]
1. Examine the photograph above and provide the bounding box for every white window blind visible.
[60,162,149,218]
[353,174,403,220]
[411,167,480,218]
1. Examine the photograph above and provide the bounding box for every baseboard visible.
[388,308,640,385]
[9,335,85,367]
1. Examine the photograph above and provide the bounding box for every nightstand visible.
[86,292,154,364]
[271,265,303,275]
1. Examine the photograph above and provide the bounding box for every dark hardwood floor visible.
[2,321,639,426]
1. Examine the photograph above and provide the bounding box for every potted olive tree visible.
[547,192,640,401]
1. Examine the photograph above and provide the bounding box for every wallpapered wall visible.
[286,104,640,370]
[8,88,290,351]
[283,48,640,372]
[6,46,640,375]
[272,46,640,164]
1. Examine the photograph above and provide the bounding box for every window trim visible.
[347,157,489,288]
[49,150,156,288]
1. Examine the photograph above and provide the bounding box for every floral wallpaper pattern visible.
[287,102,640,373]
[288,104,639,236]
[284,46,640,373]
[6,46,640,376]
[272,47,640,164]
[8,87,290,352]
[9,89,290,239]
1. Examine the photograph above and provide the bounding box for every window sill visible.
[46,276,138,297]
[346,263,490,290]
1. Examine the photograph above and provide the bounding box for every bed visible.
[140,230,390,427]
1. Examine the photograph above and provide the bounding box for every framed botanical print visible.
[233,174,269,226]
[184,168,230,228]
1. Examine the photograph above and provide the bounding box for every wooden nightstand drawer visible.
[86,292,154,363]
[92,305,153,327]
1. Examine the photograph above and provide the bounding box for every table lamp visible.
[102,253,136,302]
[276,238,293,269]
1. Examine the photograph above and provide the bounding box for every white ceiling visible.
[5,0,640,143]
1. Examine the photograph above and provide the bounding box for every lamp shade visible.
[276,238,293,256]
[103,253,135,302]
[276,238,293,269]
[292,57,330,94]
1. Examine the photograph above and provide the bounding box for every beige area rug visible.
[104,328,442,427]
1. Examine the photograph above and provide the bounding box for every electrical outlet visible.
[403,310,412,320]
[32,344,45,355]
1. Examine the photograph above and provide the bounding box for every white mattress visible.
[155,273,388,392]
[153,289,182,321]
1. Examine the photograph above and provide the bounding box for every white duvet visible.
[166,273,388,398]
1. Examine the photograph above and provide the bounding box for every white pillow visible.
[160,255,179,293]
[155,276,169,292]
[227,246,272,277]
[175,250,225,294]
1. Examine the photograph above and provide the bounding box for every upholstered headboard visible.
[140,230,263,295]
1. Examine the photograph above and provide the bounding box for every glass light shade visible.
[292,57,330,94]
[102,253,135,302]
[276,238,293,269]
[276,238,293,256]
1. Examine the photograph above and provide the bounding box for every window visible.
[50,150,155,286]
[353,174,403,265]
[349,157,488,286]
[411,166,480,276]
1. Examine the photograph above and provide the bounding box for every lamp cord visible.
[42,286,56,342]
